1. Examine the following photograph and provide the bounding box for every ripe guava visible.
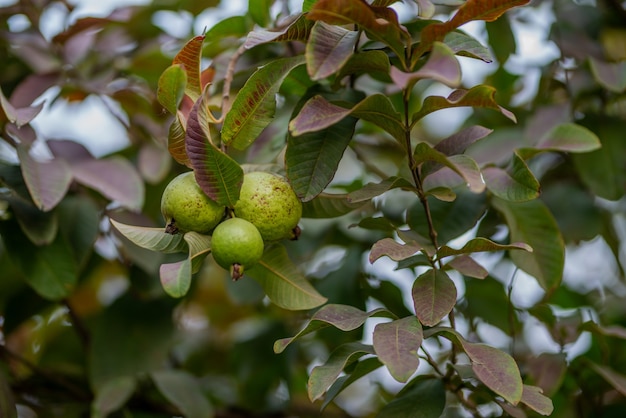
[210,217,264,280]
[161,171,225,235]
[234,171,302,241]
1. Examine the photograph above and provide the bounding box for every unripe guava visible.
[211,217,264,280]
[161,171,225,235]
[234,171,302,241]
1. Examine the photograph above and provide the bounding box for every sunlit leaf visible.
[411,85,516,125]
[520,385,554,416]
[301,193,368,218]
[377,376,446,418]
[274,304,396,353]
[412,269,456,326]
[373,316,423,383]
[222,55,305,150]
[482,152,540,201]
[437,237,531,259]
[173,35,205,102]
[306,21,359,80]
[308,342,375,401]
[491,197,564,292]
[245,14,313,48]
[246,243,327,310]
[152,370,214,418]
[110,219,187,253]
[157,64,187,115]
[91,376,136,418]
[391,42,461,90]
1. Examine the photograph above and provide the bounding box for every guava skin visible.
[210,217,264,280]
[234,171,303,241]
[160,171,225,235]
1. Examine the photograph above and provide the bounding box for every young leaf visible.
[437,237,531,259]
[482,152,540,201]
[110,219,187,253]
[274,304,396,353]
[159,258,192,298]
[222,55,305,150]
[308,342,375,401]
[172,35,204,102]
[391,42,461,90]
[377,376,446,418]
[412,269,457,327]
[168,117,190,167]
[289,94,405,144]
[301,193,368,218]
[157,64,187,115]
[373,316,423,383]
[286,116,357,202]
[246,243,327,311]
[186,92,243,207]
[244,13,314,48]
[151,370,214,418]
[411,85,516,126]
[306,21,359,80]
[370,238,423,263]
[520,385,554,416]
[491,197,564,292]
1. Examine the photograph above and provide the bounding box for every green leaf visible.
[91,376,136,418]
[110,219,187,253]
[370,238,423,263]
[286,116,357,202]
[168,116,190,167]
[152,370,214,418]
[274,304,396,353]
[246,243,327,311]
[437,237,531,259]
[411,85,516,126]
[248,0,272,27]
[301,193,368,218]
[290,94,405,144]
[348,176,416,203]
[482,152,540,201]
[222,55,305,150]
[308,342,375,401]
[0,370,17,418]
[589,362,626,397]
[306,21,359,80]
[244,13,313,48]
[423,154,485,194]
[308,0,410,65]
[391,42,461,90]
[322,358,384,410]
[157,64,187,115]
[373,316,423,383]
[589,57,626,93]
[7,194,58,245]
[57,196,100,268]
[333,50,391,85]
[412,269,456,327]
[518,122,601,159]
[520,385,554,416]
[186,91,244,207]
[159,258,192,298]
[172,35,204,102]
[377,376,446,418]
[444,30,493,63]
[485,15,515,64]
[491,197,564,292]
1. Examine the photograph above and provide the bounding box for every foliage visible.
[1,0,626,417]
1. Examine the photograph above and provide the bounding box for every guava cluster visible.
[160,171,302,280]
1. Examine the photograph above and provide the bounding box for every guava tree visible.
[1,0,626,417]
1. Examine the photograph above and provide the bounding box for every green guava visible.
[234,171,302,241]
[161,171,225,235]
[210,217,264,280]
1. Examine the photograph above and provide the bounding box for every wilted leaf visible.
[152,370,214,418]
[222,55,305,150]
[246,243,327,310]
[492,197,564,292]
[91,376,136,418]
[306,21,359,80]
[301,193,368,218]
[373,316,423,382]
[377,376,446,418]
[110,219,187,253]
[412,269,457,326]
[391,42,461,90]
[172,35,205,102]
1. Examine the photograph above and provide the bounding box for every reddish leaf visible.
[168,117,191,167]
[244,13,314,49]
[521,385,554,416]
[434,125,493,156]
[390,42,461,90]
[412,269,457,327]
[0,87,44,127]
[306,21,359,80]
[370,238,423,263]
[437,237,531,259]
[373,316,423,383]
[173,35,205,102]
[446,255,488,279]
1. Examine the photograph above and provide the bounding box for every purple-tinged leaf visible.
[185,92,243,207]
[0,87,43,127]
[72,157,145,211]
[159,258,192,298]
[373,316,423,383]
[138,143,171,185]
[247,244,327,311]
[446,255,488,279]
[222,55,305,150]
[370,238,423,263]
[306,21,359,80]
[308,0,410,65]
[411,85,516,126]
[157,64,187,115]
[421,153,485,194]
[308,342,375,401]
[526,353,567,397]
[437,237,531,259]
[590,363,626,397]
[168,116,190,167]
[47,139,93,162]
[301,193,368,218]
[274,304,396,353]
[92,376,136,418]
[492,197,564,292]
[5,123,37,146]
[391,42,461,90]
[289,94,405,144]
[434,125,493,156]
[245,13,313,48]
[589,57,626,93]
[518,122,601,159]
[347,176,416,203]
[412,269,457,327]
[482,152,540,201]
[286,116,356,202]
[17,146,72,212]
[173,35,204,102]
[110,219,186,253]
[520,385,554,416]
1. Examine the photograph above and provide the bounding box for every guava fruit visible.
[234,171,302,241]
[161,171,225,235]
[210,217,264,280]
